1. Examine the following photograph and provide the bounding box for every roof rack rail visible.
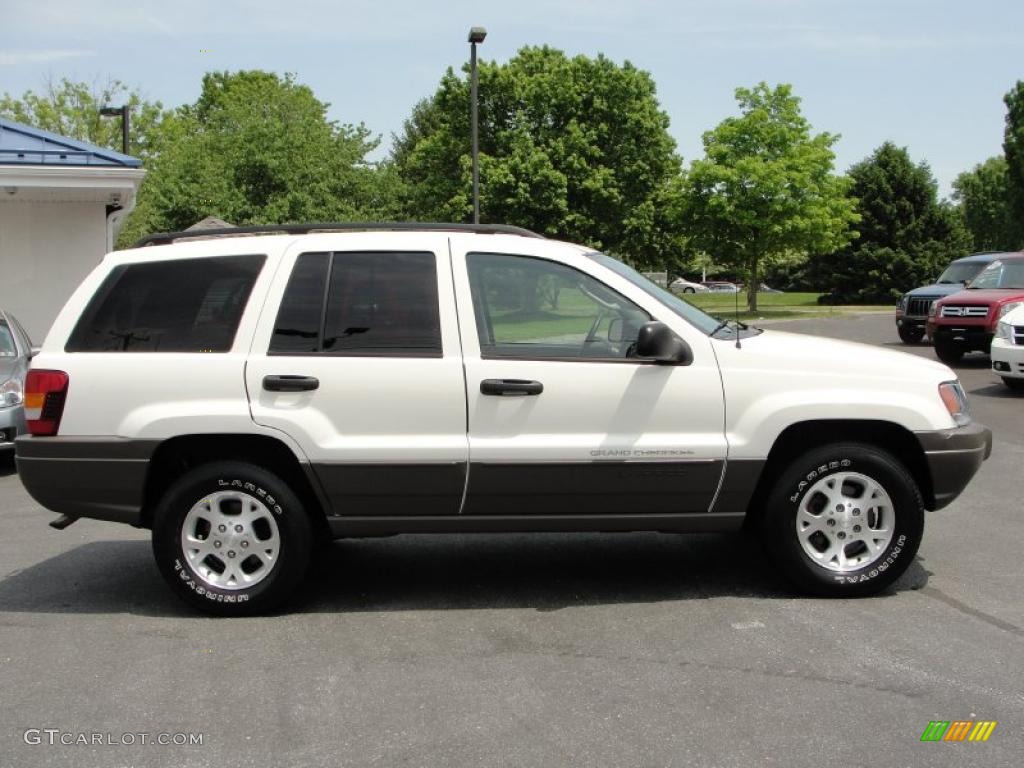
[132,221,545,248]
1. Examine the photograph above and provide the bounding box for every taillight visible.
[24,370,69,436]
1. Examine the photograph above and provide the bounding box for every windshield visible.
[587,253,722,334]
[967,260,1024,290]
[0,322,16,357]
[938,261,988,284]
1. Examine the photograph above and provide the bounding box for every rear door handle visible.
[480,379,543,396]
[263,375,320,392]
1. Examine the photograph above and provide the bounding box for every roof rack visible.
[132,221,545,248]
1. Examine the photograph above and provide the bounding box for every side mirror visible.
[635,321,693,365]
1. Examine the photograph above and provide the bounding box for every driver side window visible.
[467,252,650,360]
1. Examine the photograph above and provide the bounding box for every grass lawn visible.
[684,291,892,321]
[483,291,894,343]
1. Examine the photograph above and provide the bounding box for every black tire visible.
[897,325,925,344]
[1002,376,1024,391]
[682,286,695,294]
[933,338,963,365]
[762,443,924,597]
[152,461,313,616]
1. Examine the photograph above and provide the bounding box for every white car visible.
[15,223,991,615]
[991,303,1024,390]
[670,277,708,294]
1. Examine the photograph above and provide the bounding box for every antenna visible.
[735,282,742,349]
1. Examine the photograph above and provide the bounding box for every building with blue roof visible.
[0,118,145,339]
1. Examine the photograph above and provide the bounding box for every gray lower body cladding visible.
[914,422,993,510]
[14,436,758,533]
[15,437,159,525]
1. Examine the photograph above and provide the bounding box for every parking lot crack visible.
[918,586,1024,637]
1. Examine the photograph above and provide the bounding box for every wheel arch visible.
[742,419,935,530]
[139,433,331,538]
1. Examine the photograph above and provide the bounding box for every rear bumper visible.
[914,423,992,510]
[14,436,159,526]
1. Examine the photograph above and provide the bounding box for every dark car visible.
[0,310,34,454]
[895,252,1005,344]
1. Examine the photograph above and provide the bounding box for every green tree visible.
[122,70,392,244]
[1003,80,1024,241]
[0,77,167,158]
[810,142,972,304]
[952,156,1019,251]
[679,83,857,311]
[393,46,683,264]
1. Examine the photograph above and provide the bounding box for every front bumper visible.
[0,404,26,452]
[928,324,993,352]
[896,314,928,330]
[915,423,992,510]
[991,338,1024,379]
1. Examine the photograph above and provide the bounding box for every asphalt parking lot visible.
[1,312,1022,768]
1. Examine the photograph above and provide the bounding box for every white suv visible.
[15,223,991,615]
[991,303,1024,390]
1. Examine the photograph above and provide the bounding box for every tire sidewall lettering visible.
[787,457,905,585]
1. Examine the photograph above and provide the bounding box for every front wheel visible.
[1002,376,1024,391]
[152,461,313,615]
[682,286,695,294]
[762,444,923,597]
[934,338,964,365]
[897,325,925,344]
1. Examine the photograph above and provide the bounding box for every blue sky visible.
[3,0,1021,195]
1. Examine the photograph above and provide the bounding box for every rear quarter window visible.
[66,255,265,352]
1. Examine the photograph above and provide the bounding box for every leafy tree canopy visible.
[679,82,857,310]
[393,46,683,266]
[810,142,972,303]
[122,70,392,243]
[1003,80,1024,241]
[0,77,167,158]
[952,156,1020,251]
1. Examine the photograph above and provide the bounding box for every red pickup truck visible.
[927,253,1024,364]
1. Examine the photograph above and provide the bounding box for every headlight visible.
[998,301,1023,319]
[928,302,938,317]
[997,321,1013,342]
[938,380,970,426]
[1,377,23,407]
[898,294,909,311]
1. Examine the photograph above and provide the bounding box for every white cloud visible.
[0,49,96,65]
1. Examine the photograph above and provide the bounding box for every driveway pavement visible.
[1,313,1021,767]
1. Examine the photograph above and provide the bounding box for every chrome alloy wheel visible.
[180,491,281,590]
[795,472,895,573]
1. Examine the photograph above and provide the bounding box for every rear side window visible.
[66,255,265,352]
[270,251,442,356]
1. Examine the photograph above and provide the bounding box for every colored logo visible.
[920,721,997,742]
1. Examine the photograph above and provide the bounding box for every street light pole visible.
[468,26,487,224]
[100,105,130,155]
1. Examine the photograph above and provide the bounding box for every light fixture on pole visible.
[468,26,487,224]
[99,105,130,155]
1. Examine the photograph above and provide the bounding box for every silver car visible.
[0,310,34,454]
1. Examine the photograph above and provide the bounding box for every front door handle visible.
[480,379,544,396]
[263,375,320,392]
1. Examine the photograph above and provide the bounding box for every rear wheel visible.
[1002,376,1024,391]
[152,461,313,615]
[897,325,925,344]
[934,338,964,365]
[762,443,923,597]
[682,286,695,294]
